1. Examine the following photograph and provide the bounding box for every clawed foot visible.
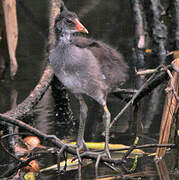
[95,149,112,176]
[74,140,89,164]
[77,139,89,151]
[96,148,112,164]
[95,146,112,170]
[104,144,112,159]
[45,135,68,173]
[56,146,68,173]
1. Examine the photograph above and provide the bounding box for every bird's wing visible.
[72,36,101,49]
[72,36,128,88]
[72,36,108,62]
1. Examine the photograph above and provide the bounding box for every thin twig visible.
[0,113,123,164]
[103,162,119,172]
[136,64,172,75]
[0,137,21,162]
[0,154,42,178]
[113,88,138,94]
[137,69,160,75]
[110,70,160,128]
[109,143,176,152]
[121,137,139,163]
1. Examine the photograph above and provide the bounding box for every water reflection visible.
[34,87,56,135]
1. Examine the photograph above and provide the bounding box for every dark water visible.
[0,0,178,179]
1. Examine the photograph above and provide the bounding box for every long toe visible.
[75,139,89,163]
[95,148,111,170]
[76,147,82,164]
[82,139,89,151]
[77,138,88,151]
[105,144,112,159]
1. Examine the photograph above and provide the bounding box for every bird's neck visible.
[57,32,72,45]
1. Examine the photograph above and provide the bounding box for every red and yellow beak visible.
[74,18,88,34]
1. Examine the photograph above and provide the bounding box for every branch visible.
[131,0,145,69]
[110,66,169,127]
[136,69,160,75]
[144,0,167,64]
[109,143,176,152]
[0,113,176,176]
[2,0,63,120]
[169,0,179,49]
[1,154,42,178]
[136,64,173,75]
[4,64,53,119]
[0,113,124,165]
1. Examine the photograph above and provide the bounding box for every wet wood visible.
[155,159,170,180]
[2,0,18,79]
[0,3,9,80]
[0,113,129,165]
[4,64,53,119]
[156,58,179,159]
[174,0,179,49]
[170,0,179,49]
[133,102,143,137]
[2,0,63,120]
[48,0,62,50]
[131,0,145,69]
[144,0,167,64]
[110,66,170,127]
[95,171,157,179]
[40,158,93,172]
[176,108,179,168]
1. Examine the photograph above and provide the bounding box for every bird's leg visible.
[103,105,111,159]
[76,95,88,151]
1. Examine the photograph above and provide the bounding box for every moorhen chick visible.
[50,7,128,159]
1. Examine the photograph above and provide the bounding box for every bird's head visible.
[54,7,88,39]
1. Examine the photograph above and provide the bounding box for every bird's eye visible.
[65,18,73,24]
